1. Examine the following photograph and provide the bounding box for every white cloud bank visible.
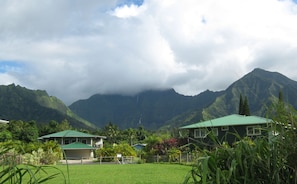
[0,0,297,104]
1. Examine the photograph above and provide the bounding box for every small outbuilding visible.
[132,143,147,151]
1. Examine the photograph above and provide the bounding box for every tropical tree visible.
[267,91,297,182]
[121,128,136,145]
[136,126,148,142]
[0,124,12,142]
[238,94,250,116]
[8,120,39,143]
[103,122,120,144]
[238,94,244,115]
[243,96,251,116]
[57,119,72,131]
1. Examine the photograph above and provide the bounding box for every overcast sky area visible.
[1,0,297,104]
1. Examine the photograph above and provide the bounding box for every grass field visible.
[37,163,192,184]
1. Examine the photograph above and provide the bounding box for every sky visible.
[1,0,297,105]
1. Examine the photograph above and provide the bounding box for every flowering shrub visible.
[153,138,178,155]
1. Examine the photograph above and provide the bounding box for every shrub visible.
[168,148,181,162]
[0,141,66,183]
[96,143,137,162]
[183,136,295,184]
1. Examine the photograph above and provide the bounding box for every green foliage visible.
[103,122,120,144]
[238,94,250,116]
[39,119,73,136]
[0,130,12,142]
[113,143,137,156]
[168,148,181,162]
[97,123,151,145]
[243,96,251,116]
[143,135,162,154]
[23,147,61,165]
[96,143,136,158]
[238,94,244,115]
[0,141,66,184]
[33,141,62,165]
[7,120,39,143]
[184,137,295,184]
[0,84,95,130]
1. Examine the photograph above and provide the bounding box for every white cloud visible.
[111,4,146,18]
[0,0,297,104]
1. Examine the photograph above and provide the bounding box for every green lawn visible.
[41,163,192,184]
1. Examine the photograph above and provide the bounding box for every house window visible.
[194,129,208,138]
[64,140,69,144]
[194,128,218,138]
[246,126,261,136]
[81,139,87,144]
[221,126,229,131]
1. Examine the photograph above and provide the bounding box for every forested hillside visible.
[70,68,297,130]
[69,89,222,129]
[202,68,297,119]
[1,68,297,130]
[0,84,95,129]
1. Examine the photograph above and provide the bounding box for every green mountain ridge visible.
[203,68,297,119]
[69,89,223,129]
[1,68,297,131]
[69,68,297,130]
[0,84,96,129]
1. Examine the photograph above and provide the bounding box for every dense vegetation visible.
[0,84,95,130]
[2,91,297,183]
[69,89,221,130]
[2,68,297,183]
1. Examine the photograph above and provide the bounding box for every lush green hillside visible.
[70,68,297,130]
[69,89,222,129]
[0,84,96,129]
[2,68,297,131]
[202,68,297,119]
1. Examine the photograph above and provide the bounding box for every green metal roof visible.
[61,142,95,150]
[0,119,9,124]
[38,130,105,139]
[180,114,272,129]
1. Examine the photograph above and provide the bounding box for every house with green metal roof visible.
[38,130,106,159]
[180,114,272,146]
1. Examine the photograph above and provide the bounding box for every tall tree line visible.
[238,94,250,116]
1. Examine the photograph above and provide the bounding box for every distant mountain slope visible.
[69,68,297,130]
[0,84,96,129]
[69,89,222,129]
[3,69,294,131]
[202,68,297,119]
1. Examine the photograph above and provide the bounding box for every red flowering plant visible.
[153,138,178,155]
